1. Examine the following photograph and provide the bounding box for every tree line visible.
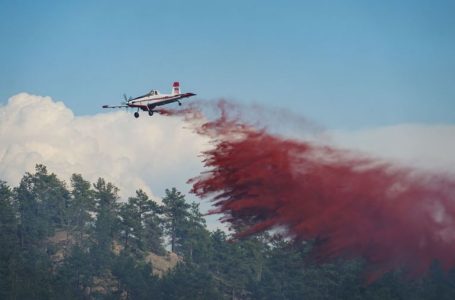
[1,164,455,299]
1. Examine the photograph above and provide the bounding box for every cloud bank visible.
[329,125,455,174]
[1,93,454,205]
[0,93,209,199]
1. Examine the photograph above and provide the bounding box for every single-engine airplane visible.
[102,82,196,118]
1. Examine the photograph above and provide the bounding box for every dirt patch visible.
[145,252,181,276]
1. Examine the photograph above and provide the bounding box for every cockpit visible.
[148,90,159,96]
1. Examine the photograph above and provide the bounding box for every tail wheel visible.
[134,112,140,118]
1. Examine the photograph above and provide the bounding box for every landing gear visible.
[134,112,139,118]
[178,101,182,106]
[148,110,154,116]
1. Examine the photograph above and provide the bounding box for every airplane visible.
[102,82,196,118]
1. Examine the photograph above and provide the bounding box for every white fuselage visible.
[128,90,195,111]
[131,92,178,106]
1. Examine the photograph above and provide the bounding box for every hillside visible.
[2,165,455,299]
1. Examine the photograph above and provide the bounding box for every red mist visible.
[158,100,455,280]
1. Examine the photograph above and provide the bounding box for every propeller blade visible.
[121,93,132,111]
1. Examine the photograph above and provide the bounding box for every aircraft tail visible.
[172,82,180,95]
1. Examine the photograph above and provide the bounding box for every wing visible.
[102,104,129,109]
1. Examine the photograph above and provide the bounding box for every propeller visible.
[122,94,131,104]
[122,94,132,110]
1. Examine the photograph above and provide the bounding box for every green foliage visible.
[52,246,94,299]
[119,190,165,256]
[112,251,159,300]
[178,202,211,263]
[3,164,455,299]
[13,248,53,300]
[69,174,95,245]
[118,201,142,250]
[92,178,119,268]
[160,263,224,300]
[0,181,18,299]
[207,232,267,298]
[16,164,70,247]
[162,188,211,262]
[162,187,191,253]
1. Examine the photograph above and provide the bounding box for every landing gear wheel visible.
[178,101,182,106]
[134,112,139,118]
[148,110,154,116]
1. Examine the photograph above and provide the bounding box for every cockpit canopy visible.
[148,90,159,96]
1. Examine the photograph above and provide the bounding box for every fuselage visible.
[128,91,195,111]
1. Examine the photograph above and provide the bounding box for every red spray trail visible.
[158,100,455,280]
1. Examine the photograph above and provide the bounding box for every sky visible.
[1,0,454,129]
[1,1,455,226]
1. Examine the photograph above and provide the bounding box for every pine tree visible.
[118,190,165,256]
[162,188,190,253]
[118,201,142,250]
[178,202,211,263]
[0,181,19,299]
[92,178,119,269]
[68,173,95,245]
[160,263,224,300]
[53,245,94,300]
[112,251,159,300]
[130,190,164,254]
[16,164,70,247]
[13,165,68,299]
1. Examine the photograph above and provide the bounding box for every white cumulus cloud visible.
[0,93,209,200]
[328,124,455,174]
[2,93,454,211]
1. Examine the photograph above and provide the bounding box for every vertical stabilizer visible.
[172,82,180,95]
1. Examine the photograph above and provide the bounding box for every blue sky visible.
[1,0,454,129]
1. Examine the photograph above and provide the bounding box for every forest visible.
[1,164,455,300]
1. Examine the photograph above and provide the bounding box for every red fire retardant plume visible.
[158,101,455,280]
